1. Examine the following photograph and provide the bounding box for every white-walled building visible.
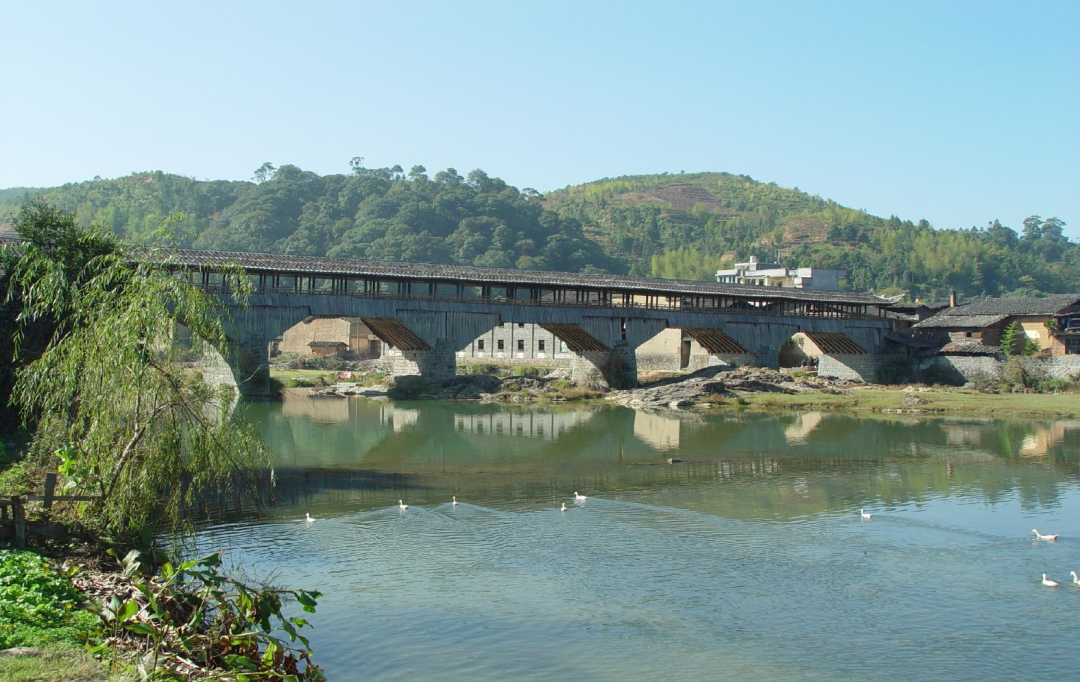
[716,256,846,290]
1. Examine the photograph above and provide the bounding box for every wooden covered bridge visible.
[152,248,895,394]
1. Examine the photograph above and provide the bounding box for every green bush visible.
[458,363,504,376]
[509,365,553,377]
[0,550,101,649]
[387,376,434,399]
[874,355,915,385]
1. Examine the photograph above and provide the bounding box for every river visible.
[195,390,1080,681]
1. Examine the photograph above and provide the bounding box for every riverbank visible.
[724,386,1080,420]
[282,363,1079,419]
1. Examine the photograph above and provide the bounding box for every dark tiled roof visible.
[150,247,892,306]
[913,314,1009,329]
[938,342,1003,356]
[913,293,1080,330]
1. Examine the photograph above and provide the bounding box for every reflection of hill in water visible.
[235,395,1080,523]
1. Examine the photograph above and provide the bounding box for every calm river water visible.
[196,390,1080,682]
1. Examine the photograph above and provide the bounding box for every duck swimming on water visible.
[399,500,409,511]
[1042,574,1060,587]
[861,509,873,520]
[1032,529,1058,541]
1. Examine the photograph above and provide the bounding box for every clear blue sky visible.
[1,0,1077,238]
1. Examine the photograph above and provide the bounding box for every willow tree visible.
[3,200,265,537]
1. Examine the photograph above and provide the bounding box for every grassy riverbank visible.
[722,387,1080,420]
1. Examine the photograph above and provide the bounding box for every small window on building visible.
[964,332,972,338]
[499,322,504,328]
[1066,338,1080,355]
[538,340,545,351]
[560,341,568,353]
[497,340,504,350]
[477,340,485,350]
[517,339,525,351]
[518,322,525,328]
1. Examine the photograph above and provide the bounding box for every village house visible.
[911,293,1080,356]
[276,317,382,359]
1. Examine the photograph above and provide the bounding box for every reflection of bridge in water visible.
[150,247,893,395]
[252,395,1080,521]
[454,409,597,441]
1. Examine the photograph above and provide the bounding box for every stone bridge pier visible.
[371,311,500,383]
[200,305,313,397]
[543,316,668,388]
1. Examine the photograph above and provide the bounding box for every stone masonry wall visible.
[817,354,878,382]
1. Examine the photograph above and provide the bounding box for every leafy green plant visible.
[0,550,100,649]
[88,550,324,682]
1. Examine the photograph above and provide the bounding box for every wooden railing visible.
[0,474,95,547]
[202,286,882,321]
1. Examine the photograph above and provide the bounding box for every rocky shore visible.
[309,366,863,407]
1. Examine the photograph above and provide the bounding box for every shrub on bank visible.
[387,376,435,399]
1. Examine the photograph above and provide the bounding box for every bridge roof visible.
[158,247,892,306]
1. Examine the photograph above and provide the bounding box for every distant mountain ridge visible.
[1,166,1076,302]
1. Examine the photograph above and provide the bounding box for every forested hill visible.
[1,166,1076,302]
[0,165,620,275]
[544,172,1078,300]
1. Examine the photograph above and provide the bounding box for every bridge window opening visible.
[497,340,505,350]
[517,322,525,328]
[538,340,545,351]
[477,340,485,351]
[490,287,507,300]
[517,339,525,351]
[621,318,627,342]
[436,283,456,298]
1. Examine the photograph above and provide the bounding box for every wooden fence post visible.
[13,496,26,547]
[43,473,57,513]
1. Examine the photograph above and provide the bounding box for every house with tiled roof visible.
[912,293,1080,356]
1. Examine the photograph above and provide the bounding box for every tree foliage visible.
[3,168,1076,302]
[2,201,266,536]
[0,163,618,274]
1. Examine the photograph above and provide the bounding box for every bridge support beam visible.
[369,311,500,384]
[199,306,312,398]
[544,317,668,389]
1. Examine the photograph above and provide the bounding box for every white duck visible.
[305,513,315,523]
[1070,571,1079,586]
[399,500,409,511]
[1042,573,1060,587]
[561,503,568,512]
[452,496,458,506]
[1032,529,1059,541]
[574,492,588,501]
[860,509,873,520]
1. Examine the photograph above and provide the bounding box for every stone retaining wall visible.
[817,354,877,382]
